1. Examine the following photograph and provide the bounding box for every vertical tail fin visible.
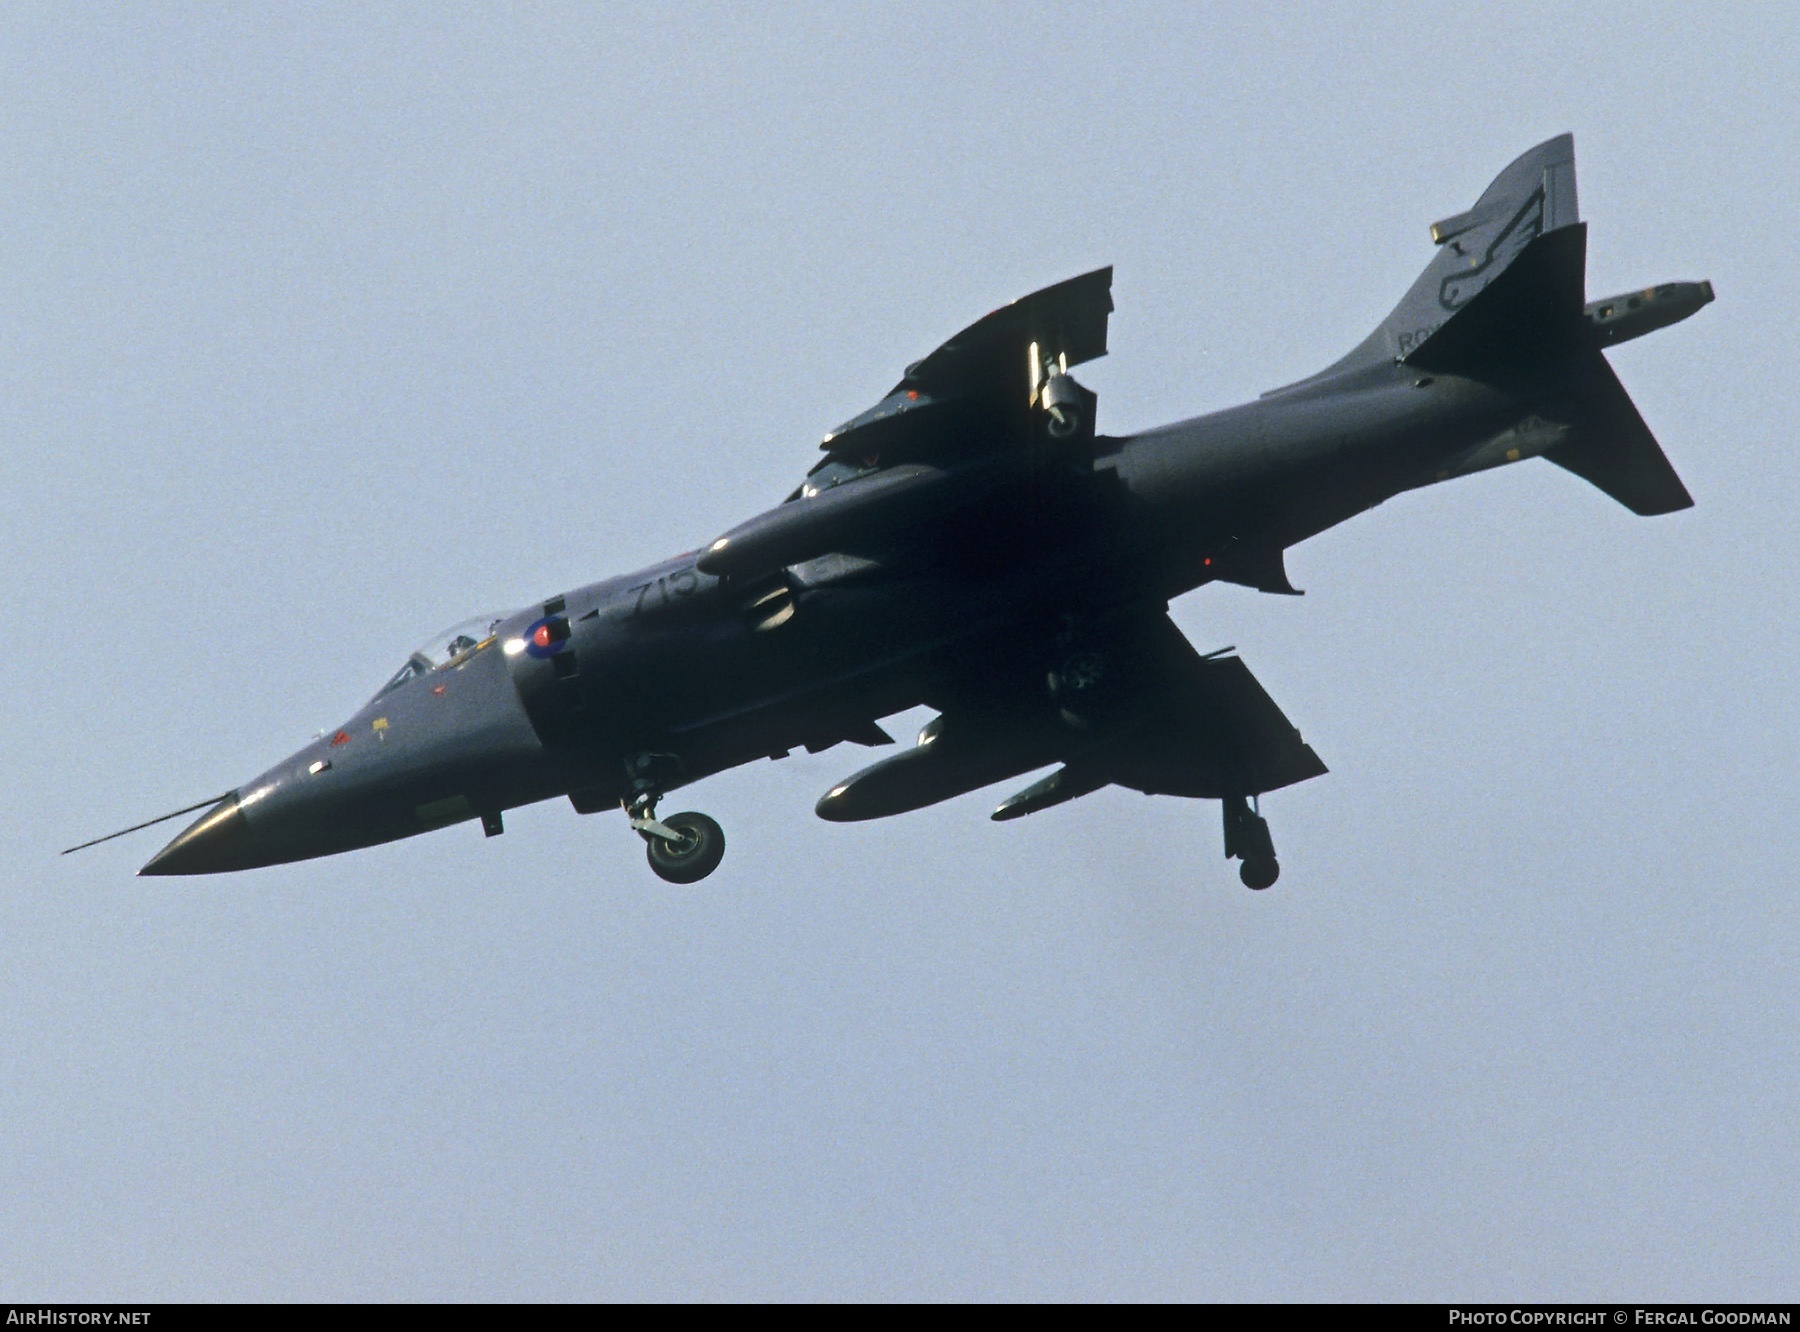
[1305,134,1583,379]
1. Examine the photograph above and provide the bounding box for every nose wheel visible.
[1223,793,1280,890]
[642,811,725,884]
[626,791,726,884]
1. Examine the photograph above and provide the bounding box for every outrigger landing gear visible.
[1223,793,1279,890]
[626,790,726,884]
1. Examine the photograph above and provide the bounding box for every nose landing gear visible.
[625,789,726,885]
[1223,793,1280,890]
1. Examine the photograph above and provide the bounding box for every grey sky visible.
[3,2,1795,1300]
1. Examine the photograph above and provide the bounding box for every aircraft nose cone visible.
[139,794,248,876]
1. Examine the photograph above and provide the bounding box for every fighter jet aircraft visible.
[68,134,1711,889]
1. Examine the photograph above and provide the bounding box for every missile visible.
[815,715,1062,822]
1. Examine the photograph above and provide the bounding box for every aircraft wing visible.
[818,612,1325,824]
[819,266,1113,459]
[1098,616,1328,800]
[990,615,1327,821]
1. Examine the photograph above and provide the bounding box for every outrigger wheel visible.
[642,811,726,884]
[1239,856,1279,891]
[1222,793,1280,891]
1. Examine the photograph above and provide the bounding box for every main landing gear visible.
[623,779,726,885]
[1223,793,1279,890]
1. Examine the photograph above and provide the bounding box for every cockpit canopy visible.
[376,612,508,699]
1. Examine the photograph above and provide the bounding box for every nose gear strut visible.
[625,791,687,845]
[622,761,727,884]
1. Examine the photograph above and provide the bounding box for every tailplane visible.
[1543,352,1694,515]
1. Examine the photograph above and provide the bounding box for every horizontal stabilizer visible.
[1545,352,1694,515]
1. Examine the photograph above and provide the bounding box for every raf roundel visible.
[524,616,570,660]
